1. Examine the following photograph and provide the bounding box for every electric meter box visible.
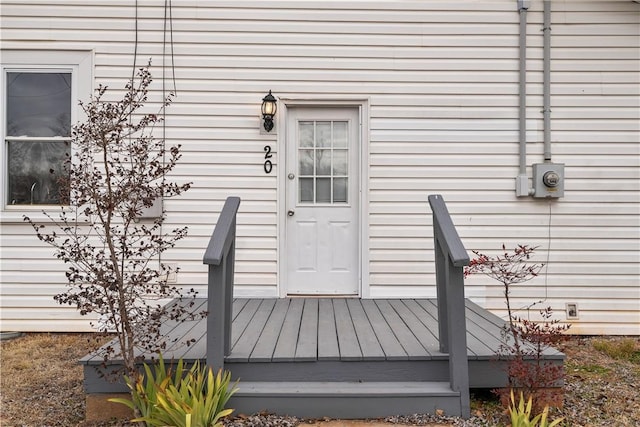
[532,163,564,198]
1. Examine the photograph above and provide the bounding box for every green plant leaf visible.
[107,397,134,410]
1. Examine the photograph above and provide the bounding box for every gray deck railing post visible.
[203,197,241,370]
[428,194,471,419]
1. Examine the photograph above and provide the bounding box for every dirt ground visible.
[1,333,638,426]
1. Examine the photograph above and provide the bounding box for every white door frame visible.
[276,98,370,298]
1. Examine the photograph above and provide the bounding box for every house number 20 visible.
[263,145,273,174]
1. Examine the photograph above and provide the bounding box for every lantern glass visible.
[261,91,277,116]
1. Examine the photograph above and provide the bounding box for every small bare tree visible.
[25,64,201,380]
[464,244,569,409]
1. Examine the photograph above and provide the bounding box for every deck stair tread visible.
[234,381,460,397]
[229,380,464,418]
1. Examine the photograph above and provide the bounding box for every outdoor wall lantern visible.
[261,90,277,132]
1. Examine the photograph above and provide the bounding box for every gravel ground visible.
[1,334,638,426]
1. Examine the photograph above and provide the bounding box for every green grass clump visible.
[573,364,611,375]
[508,390,564,427]
[592,338,640,364]
[110,356,237,427]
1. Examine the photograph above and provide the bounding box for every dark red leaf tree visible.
[25,64,201,381]
[465,244,569,409]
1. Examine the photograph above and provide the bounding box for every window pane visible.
[333,178,348,203]
[333,149,347,175]
[316,178,330,203]
[299,121,314,147]
[316,149,331,175]
[299,178,313,203]
[6,72,72,137]
[8,141,69,205]
[316,121,331,147]
[333,121,348,147]
[299,149,314,175]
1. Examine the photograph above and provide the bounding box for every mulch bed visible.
[1,333,638,426]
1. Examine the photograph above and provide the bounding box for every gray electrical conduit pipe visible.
[543,0,552,162]
[516,0,534,196]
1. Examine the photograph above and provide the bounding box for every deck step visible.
[230,381,462,418]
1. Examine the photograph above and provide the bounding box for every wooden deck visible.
[81,198,566,419]
[82,297,564,390]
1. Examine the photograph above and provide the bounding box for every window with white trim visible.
[1,50,92,211]
[5,71,72,205]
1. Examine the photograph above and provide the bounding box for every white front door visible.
[285,107,360,295]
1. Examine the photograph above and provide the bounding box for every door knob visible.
[287,210,295,217]
[288,173,295,180]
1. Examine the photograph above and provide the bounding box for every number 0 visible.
[264,160,273,174]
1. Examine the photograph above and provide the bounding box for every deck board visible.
[416,299,489,358]
[402,299,443,355]
[465,300,562,357]
[231,299,276,362]
[232,299,250,321]
[273,298,304,361]
[231,299,261,348]
[389,300,439,357]
[250,299,290,362]
[295,299,319,361]
[317,299,340,360]
[347,299,386,360]
[464,303,509,357]
[361,299,409,360]
[375,300,428,360]
[83,297,562,365]
[163,299,208,360]
[333,299,363,361]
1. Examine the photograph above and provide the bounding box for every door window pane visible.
[333,121,348,147]
[6,72,71,137]
[316,178,331,203]
[299,178,314,203]
[316,149,331,175]
[316,121,331,147]
[299,150,314,175]
[299,121,314,147]
[332,150,347,176]
[8,141,69,205]
[333,178,348,203]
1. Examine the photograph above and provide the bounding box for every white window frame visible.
[0,50,93,222]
